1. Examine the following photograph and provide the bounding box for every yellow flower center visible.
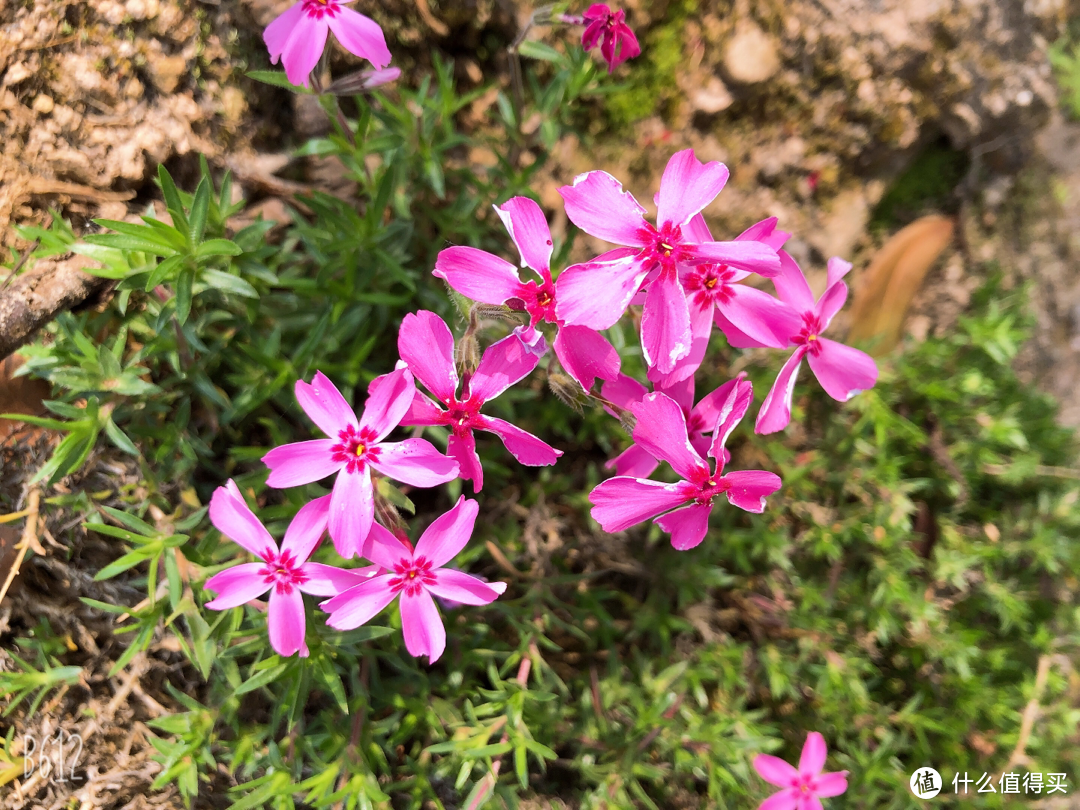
[355,443,366,456]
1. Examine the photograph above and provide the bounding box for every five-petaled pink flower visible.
[555,149,781,378]
[434,196,623,391]
[727,253,877,434]
[752,732,849,810]
[262,368,459,558]
[321,497,506,663]
[204,481,369,657]
[581,4,641,73]
[590,377,781,550]
[264,0,392,88]
[397,310,562,491]
[601,372,744,478]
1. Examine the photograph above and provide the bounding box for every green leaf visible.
[188,178,211,245]
[234,662,290,696]
[94,547,157,581]
[518,40,567,65]
[202,268,258,298]
[246,70,313,93]
[103,419,140,456]
[196,239,243,259]
[158,165,189,231]
[99,505,157,536]
[175,266,195,324]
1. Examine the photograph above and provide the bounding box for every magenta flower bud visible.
[580,4,640,73]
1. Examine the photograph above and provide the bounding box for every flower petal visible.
[469,331,541,402]
[600,373,648,413]
[299,562,380,597]
[755,349,806,435]
[654,502,712,551]
[428,569,507,605]
[759,790,800,810]
[264,440,341,488]
[280,493,331,562]
[555,252,650,330]
[737,216,791,251]
[433,247,523,304]
[647,294,712,385]
[204,564,270,609]
[371,439,459,487]
[589,477,689,533]
[559,170,650,247]
[210,482,275,557]
[414,496,478,568]
[361,520,411,569]
[553,325,622,392]
[321,574,398,629]
[277,14,328,88]
[718,285,800,349]
[400,589,446,663]
[656,149,729,230]
[799,732,828,776]
[815,280,849,330]
[605,443,659,479]
[495,197,554,272]
[722,470,783,513]
[708,377,753,465]
[689,374,744,436]
[448,430,484,491]
[296,371,357,438]
[264,1,305,61]
[398,390,446,426]
[641,265,692,374]
[268,587,307,658]
[771,250,816,312]
[478,416,562,467]
[814,771,849,798]
[630,393,707,481]
[753,754,800,787]
[359,367,415,442]
[685,240,780,278]
[329,466,373,558]
[326,7,392,69]
[398,310,459,403]
[826,256,853,289]
[807,339,878,402]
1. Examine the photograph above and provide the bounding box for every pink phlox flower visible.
[601,372,747,478]
[555,149,782,377]
[589,378,782,550]
[262,369,459,559]
[656,216,794,385]
[433,196,622,391]
[396,310,563,491]
[580,4,641,73]
[320,497,507,664]
[743,253,878,435]
[263,0,392,88]
[752,731,849,810]
[204,481,375,657]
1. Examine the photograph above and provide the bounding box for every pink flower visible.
[752,732,849,809]
[397,310,563,491]
[203,481,371,657]
[555,149,781,377]
[433,196,623,391]
[589,378,782,550]
[263,0,392,89]
[580,4,641,73]
[660,216,794,385]
[262,369,459,558]
[320,497,506,664]
[732,254,878,434]
[601,372,744,478]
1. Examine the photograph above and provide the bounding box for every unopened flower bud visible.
[456,332,481,374]
[548,371,584,414]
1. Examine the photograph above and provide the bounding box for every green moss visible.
[870,138,969,230]
[604,0,698,129]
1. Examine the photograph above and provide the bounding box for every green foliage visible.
[3,30,1079,810]
[869,138,969,230]
[1051,35,1080,120]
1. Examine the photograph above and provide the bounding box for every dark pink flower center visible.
[440,393,484,437]
[642,221,686,271]
[388,555,436,597]
[512,278,558,325]
[685,464,731,505]
[794,312,825,356]
[331,424,382,474]
[302,0,341,18]
[259,549,309,596]
[685,263,737,308]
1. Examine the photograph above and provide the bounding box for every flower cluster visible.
[218,8,858,802]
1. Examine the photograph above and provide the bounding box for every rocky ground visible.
[2,0,1080,807]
